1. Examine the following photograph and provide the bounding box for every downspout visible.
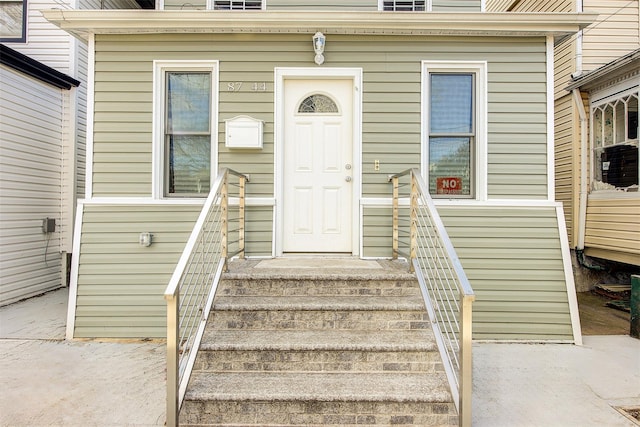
[572,0,604,271]
[572,88,605,271]
[575,0,583,76]
[573,88,588,253]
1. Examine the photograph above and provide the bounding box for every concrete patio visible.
[0,286,638,426]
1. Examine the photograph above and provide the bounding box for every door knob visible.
[345,176,352,182]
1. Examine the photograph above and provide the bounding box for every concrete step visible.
[194,329,442,373]
[208,307,430,331]
[218,258,418,297]
[210,294,429,331]
[180,373,457,426]
[218,276,420,297]
[200,329,438,351]
[181,399,457,426]
[214,295,425,310]
[180,258,455,426]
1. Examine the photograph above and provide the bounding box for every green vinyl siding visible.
[363,205,573,341]
[239,206,274,256]
[74,204,200,338]
[440,206,572,340]
[73,203,273,338]
[93,34,548,200]
[82,32,562,338]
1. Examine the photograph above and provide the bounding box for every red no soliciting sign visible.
[436,177,462,195]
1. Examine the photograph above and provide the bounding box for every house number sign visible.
[227,82,268,92]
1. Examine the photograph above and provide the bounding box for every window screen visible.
[428,73,475,197]
[165,72,212,196]
[382,1,426,11]
[213,0,262,9]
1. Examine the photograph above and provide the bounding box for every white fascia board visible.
[42,10,597,41]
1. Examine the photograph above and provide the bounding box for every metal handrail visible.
[164,168,249,427]
[389,168,475,427]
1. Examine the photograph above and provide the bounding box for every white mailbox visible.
[225,115,263,149]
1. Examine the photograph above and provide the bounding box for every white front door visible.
[283,79,354,253]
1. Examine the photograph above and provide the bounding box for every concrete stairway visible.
[179,258,457,426]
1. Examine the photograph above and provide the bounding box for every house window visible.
[213,0,262,9]
[423,62,486,199]
[381,1,426,11]
[0,0,27,42]
[592,90,639,191]
[154,61,218,198]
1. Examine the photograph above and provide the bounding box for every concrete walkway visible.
[1,287,638,426]
[0,288,165,426]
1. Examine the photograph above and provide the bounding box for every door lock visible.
[345,164,352,170]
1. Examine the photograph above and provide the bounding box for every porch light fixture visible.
[313,32,326,65]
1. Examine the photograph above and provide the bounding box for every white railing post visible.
[391,175,399,259]
[409,171,418,272]
[165,294,179,427]
[459,293,474,427]
[221,173,228,271]
[164,168,249,424]
[238,175,246,259]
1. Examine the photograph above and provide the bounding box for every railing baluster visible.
[238,175,246,259]
[391,175,399,260]
[388,168,475,427]
[164,168,249,427]
[221,173,229,272]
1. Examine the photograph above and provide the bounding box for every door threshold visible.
[280,253,356,258]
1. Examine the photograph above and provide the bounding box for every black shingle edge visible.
[1,44,81,90]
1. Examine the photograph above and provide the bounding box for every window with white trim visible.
[213,0,262,9]
[154,61,217,198]
[591,89,639,192]
[381,0,426,11]
[423,62,486,199]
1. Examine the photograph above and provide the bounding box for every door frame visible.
[274,67,363,257]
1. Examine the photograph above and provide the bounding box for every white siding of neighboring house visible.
[4,0,81,257]
[0,0,139,306]
[4,0,74,74]
[0,66,66,305]
[1,0,78,305]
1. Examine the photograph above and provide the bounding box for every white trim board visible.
[556,204,583,345]
[65,201,84,340]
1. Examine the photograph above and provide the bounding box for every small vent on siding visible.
[213,0,262,10]
[383,0,426,11]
